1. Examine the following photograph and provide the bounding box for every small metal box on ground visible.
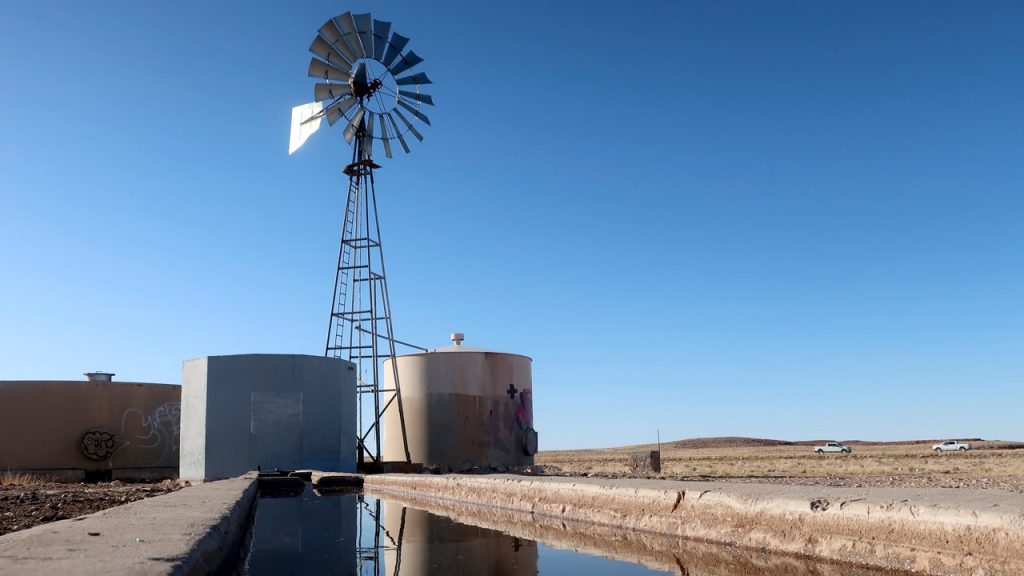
[179,354,356,481]
[628,450,661,474]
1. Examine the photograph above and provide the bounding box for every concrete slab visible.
[311,471,363,489]
[0,474,257,575]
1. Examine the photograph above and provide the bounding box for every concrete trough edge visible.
[0,473,259,576]
[175,474,259,576]
[363,474,1024,576]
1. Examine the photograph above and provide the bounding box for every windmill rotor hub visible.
[349,59,392,105]
[366,78,383,96]
[350,80,380,100]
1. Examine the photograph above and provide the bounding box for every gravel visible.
[0,480,180,536]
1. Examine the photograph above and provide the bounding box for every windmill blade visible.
[381,33,409,68]
[334,12,365,58]
[323,96,357,126]
[314,83,353,102]
[318,18,344,45]
[325,106,343,127]
[302,93,353,124]
[397,99,431,126]
[332,36,358,64]
[386,113,411,153]
[353,13,373,61]
[317,20,357,64]
[353,62,368,88]
[399,90,434,106]
[289,101,323,154]
[308,57,349,81]
[379,114,393,158]
[343,108,365,144]
[361,114,374,159]
[309,36,352,70]
[395,72,431,86]
[389,51,424,77]
[372,19,391,61]
[392,107,424,142]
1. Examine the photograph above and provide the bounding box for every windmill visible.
[289,11,434,465]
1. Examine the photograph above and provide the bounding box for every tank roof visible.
[391,333,532,360]
[398,345,532,360]
[391,345,531,360]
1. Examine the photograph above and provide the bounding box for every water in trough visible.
[244,484,911,576]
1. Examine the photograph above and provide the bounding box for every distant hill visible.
[567,436,1016,452]
[660,437,793,449]
[586,436,794,452]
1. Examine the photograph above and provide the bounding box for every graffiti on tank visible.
[510,388,532,435]
[117,402,182,465]
[480,386,533,456]
[81,429,118,460]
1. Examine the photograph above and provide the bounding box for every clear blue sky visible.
[2,1,1021,448]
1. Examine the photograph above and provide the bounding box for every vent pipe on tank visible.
[84,372,115,382]
[450,332,464,346]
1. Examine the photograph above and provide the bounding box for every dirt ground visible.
[0,479,179,537]
[536,438,1024,493]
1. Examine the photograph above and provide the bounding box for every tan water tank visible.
[382,333,537,469]
[383,501,538,576]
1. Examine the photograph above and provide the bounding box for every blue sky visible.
[1,1,1021,448]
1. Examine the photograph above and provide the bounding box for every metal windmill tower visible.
[289,11,434,465]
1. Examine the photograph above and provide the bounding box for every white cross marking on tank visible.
[506,384,517,399]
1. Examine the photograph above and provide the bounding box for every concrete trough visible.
[3,473,1023,575]
[363,474,1024,575]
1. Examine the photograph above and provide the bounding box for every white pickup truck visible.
[932,440,972,452]
[813,441,852,454]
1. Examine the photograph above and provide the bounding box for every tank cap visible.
[84,372,115,382]
[450,332,465,346]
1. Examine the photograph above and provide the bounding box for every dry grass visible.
[537,440,1024,488]
[0,470,53,487]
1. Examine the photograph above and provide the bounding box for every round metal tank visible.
[382,334,537,469]
[383,501,538,576]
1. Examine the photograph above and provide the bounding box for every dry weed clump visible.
[0,470,52,487]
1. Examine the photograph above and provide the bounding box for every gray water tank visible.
[180,354,356,480]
